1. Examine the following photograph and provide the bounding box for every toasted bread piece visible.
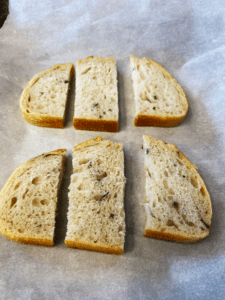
[0,149,67,246]
[143,135,212,242]
[65,137,126,254]
[73,56,119,132]
[130,55,188,127]
[20,63,75,128]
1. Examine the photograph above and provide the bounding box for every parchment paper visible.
[1,1,225,299]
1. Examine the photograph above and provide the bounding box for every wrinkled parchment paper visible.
[1,1,225,299]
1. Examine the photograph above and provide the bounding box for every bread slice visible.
[0,149,67,246]
[20,63,75,128]
[73,56,119,132]
[143,135,212,242]
[65,137,126,254]
[130,55,188,127]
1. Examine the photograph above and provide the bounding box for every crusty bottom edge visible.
[65,240,123,254]
[0,230,53,246]
[144,229,209,243]
[22,112,64,128]
[73,118,119,132]
[134,114,186,127]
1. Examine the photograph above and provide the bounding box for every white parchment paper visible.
[0,1,225,299]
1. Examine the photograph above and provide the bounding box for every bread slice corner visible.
[0,149,67,246]
[73,56,119,132]
[65,137,126,254]
[130,55,188,127]
[143,134,212,243]
[20,63,75,128]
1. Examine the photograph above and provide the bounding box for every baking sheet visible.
[1,1,225,299]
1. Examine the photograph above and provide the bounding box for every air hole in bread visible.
[81,67,92,75]
[18,229,24,233]
[163,179,168,189]
[153,201,156,208]
[10,197,17,209]
[164,170,168,177]
[14,182,22,190]
[96,172,107,181]
[168,189,175,195]
[114,193,117,198]
[77,183,85,191]
[26,109,30,113]
[79,158,89,165]
[40,199,50,206]
[191,176,198,188]
[94,195,102,201]
[32,198,41,207]
[200,187,206,196]
[177,159,183,165]
[166,219,178,228]
[182,214,196,227]
[158,197,162,203]
[32,177,42,185]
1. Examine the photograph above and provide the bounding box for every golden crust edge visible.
[134,114,186,127]
[144,228,209,243]
[77,56,116,65]
[65,239,124,254]
[0,223,53,246]
[73,118,119,132]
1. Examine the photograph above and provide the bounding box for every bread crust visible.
[0,149,67,246]
[131,56,188,127]
[20,63,75,128]
[73,118,119,132]
[144,229,209,243]
[73,136,103,151]
[134,114,185,127]
[65,239,123,254]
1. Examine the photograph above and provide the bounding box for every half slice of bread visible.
[130,55,188,127]
[65,137,126,254]
[73,56,119,132]
[143,135,212,242]
[0,149,67,246]
[20,63,75,128]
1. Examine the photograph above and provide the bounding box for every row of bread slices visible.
[20,55,189,131]
[0,136,212,254]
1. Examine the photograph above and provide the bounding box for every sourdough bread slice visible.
[65,137,126,254]
[0,149,67,246]
[143,135,212,242]
[73,56,119,132]
[20,63,75,128]
[130,55,188,127]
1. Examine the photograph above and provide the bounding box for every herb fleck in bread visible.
[20,63,75,128]
[0,149,67,246]
[130,55,188,127]
[65,137,126,254]
[143,135,212,242]
[73,56,119,132]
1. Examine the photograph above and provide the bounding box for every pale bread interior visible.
[65,137,126,252]
[74,56,118,121]
[143,135,212,242]
[0,150,66,244]
[130,55,188,118]
[20,64,73,118]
